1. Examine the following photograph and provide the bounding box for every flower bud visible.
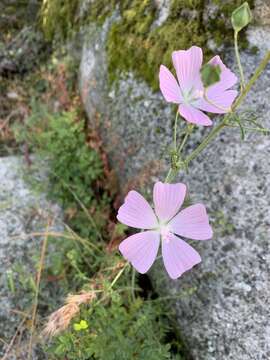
[231,2,252,33]
[200,63,221,88]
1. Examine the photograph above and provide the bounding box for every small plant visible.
[14,104,108,238]
[47,291,181,360]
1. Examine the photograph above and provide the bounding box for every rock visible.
[0,0,42,43]
[80,19,171,190]
[0,26,50,76]
[0,156,63,359]
[79,3,270,359]
[254,0,270,26]
[153,0,170,27]
[154,41,270,359]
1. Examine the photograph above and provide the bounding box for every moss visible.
[106,0,254,90]
[106,0,157,86]
[83,0,119,25]
[40,0,254,89]
[40,0,80,40]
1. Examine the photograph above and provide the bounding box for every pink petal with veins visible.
[196,90,238,114]
[208,55,238,92]
[162,233,201,279]
[119,231,160,274]
[117,191,158,229]
[172,46,203,92]
[170,204,213,240]
[153,181,186,222]
[159,65,183,104]
[179,104,213,126]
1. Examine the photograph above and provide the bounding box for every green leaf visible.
[79,320,89,330]
[73,320,89,331]
[231,2,252,33]
[200,63,221,88]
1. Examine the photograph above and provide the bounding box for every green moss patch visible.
[40,0,80,40]
[40,0,254,89]
[107,0,254,90]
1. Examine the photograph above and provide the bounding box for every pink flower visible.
[159,46,238,126]
[117,182,212,279]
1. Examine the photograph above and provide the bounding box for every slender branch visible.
[173,111,179,150]
[185,121,226,166]
[229,125,269,133]
[178,124,194,153]
[165,167,179,183]
[232,50,270,111]
[131,267,136,301]
[109,263,129,289]
[28,219,51,359]
[234,31,245,90]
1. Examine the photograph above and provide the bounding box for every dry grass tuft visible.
[43,291,96,337]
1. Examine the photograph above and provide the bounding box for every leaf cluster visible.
[47,295,181,360]
[13,103,107,237]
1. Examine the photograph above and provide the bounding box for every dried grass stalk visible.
[43,291,96,337]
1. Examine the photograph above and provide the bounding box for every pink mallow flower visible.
[117,182,212,279]
[159,46,238,126]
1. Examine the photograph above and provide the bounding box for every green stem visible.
[229,125,269,133]
[109,263,129,289]
[131,267,136,301]
[185,121,226,166]
[178,130,189,153]
[232,50,270,111]
[177,124,194,153]
[164,50,270,183]
[234,31,245,91]
[173,111,179,150]
[165,167,178,183]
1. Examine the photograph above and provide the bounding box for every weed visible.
[46,290,182,360]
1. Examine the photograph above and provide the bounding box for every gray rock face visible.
[254,0,270,26]
[79,5,270,360]
[80,20,171,190]
[0,156,63,358]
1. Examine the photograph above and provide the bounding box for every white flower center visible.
[183,87,204,104]
[159,223,172,243]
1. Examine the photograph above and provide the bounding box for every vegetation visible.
[47,296,180,359]
[2,1,256,358]
[10,56,186,357]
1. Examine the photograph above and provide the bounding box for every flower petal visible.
[159,65,183,104]
[162,233,201,279]
[119,231,160,274]
[179,104,212,126]
[195,90,238,114]
[117,190,158,229]
[208,55,238,92]
[172,46,203,92]
[170,204,213,240]
[153,181,186,222]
